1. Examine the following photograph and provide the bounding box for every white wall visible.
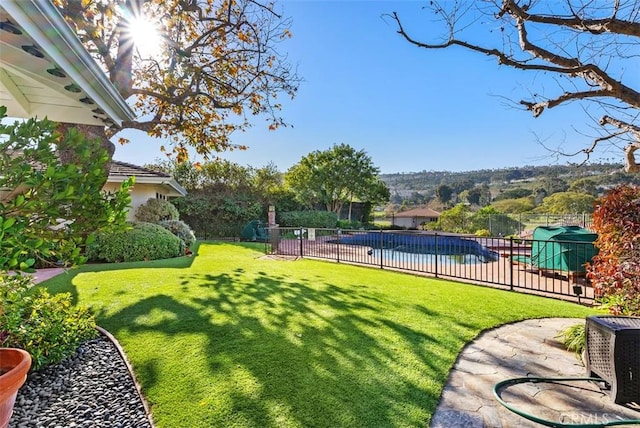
[103,182,167,221]
[392,216,438,229]
[393,217,415,228]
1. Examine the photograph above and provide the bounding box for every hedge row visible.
[277,211,338,228]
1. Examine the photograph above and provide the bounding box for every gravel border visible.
[9,328,154,428]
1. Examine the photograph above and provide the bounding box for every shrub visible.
[135,198,179,223]
[0,108,131,270]
[277,211,338,228]
[0,110,129,371]
[159,220,197,248]
[87,222,184,262]
[336,219,363,230]
[474,229,491,237]
[437,204,470,233]
[0,274,98,371]
[468,207,523,237]
[556,323,586,359]
[587,185,640,316]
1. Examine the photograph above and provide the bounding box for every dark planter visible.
[0,348,31,428]
[585,316,640,404]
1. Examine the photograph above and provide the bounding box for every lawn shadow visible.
[98,266,472,427]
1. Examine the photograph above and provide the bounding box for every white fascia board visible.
[108,174,188,196]
[167,180,188,196]
[145,177,187,196]
[2,0,135,125]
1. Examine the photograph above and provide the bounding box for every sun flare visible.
[127,16,163,58]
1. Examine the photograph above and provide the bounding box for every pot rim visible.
[0,348,32,401]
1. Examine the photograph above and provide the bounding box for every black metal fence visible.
[268,227,598,305]
[489,213,593,237]
[389,212,593,237]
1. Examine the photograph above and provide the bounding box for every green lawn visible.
[43,242,595,427]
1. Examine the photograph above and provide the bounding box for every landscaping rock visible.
[8,336,152,428]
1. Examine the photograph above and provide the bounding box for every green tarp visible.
[241,220,269,242]
[529,226,598,273]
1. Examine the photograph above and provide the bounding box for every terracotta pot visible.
[0,348,31,428]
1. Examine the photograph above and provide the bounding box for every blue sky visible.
[114,0,622,174]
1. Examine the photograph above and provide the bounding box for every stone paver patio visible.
[432,318,640,427]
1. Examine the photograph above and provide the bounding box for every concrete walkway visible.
[432,318,640,427]
[31,267,66,284]
[6,267,66,283]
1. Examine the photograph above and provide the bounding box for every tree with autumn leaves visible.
[53,0,298,162]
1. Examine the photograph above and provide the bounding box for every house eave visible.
[1,0,134,126]
[107,175,187,197]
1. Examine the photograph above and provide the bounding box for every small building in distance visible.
[392,207,441,229]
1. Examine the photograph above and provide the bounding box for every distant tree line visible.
[383,163,640,219]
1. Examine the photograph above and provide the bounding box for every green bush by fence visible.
[277,211,338,228]
[173,193,262,239]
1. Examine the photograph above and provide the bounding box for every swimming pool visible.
[370,249,489,265]
[329,232,499,263]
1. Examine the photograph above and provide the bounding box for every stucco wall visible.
[392,216,438,229]
[103,182,169,221]
[393,217,415,228]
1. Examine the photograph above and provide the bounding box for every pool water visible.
[371,249,486,265]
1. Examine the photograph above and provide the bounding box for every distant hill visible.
[380,163,639,201]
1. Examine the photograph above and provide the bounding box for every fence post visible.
[299,227,304,257]
[379,229,384,269]
[336,229,341,263]
[509,237,514,291]
[519,213,523,236]
[434,232,439,278]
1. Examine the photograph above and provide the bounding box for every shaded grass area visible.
[42,242,595,427]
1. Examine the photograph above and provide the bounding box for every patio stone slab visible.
[432,318,640,427]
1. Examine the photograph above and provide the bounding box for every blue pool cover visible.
[328,232,499,263]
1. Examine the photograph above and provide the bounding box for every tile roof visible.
[107,160,187,196]
[108,160,171,178]
[394,207,441,218]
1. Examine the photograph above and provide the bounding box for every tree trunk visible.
[55,122,113,184]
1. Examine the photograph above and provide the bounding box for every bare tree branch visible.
[521,90,611,117]
[503,0,640,37]
[391,0,640,174]
[600,115,640,172]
